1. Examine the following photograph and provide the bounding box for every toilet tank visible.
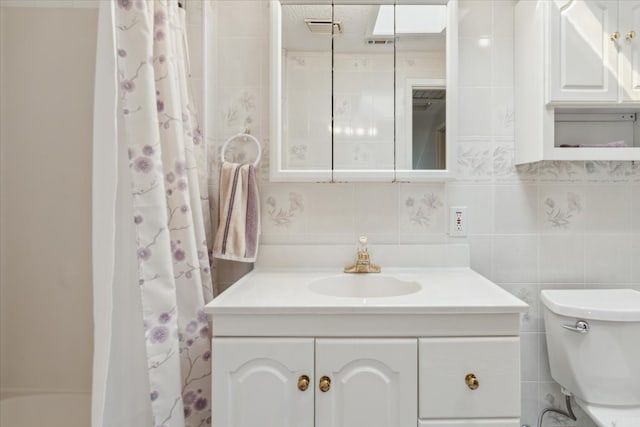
[541,289,640,406]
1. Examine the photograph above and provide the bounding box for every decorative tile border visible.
[539,161,585,182]
[585,161,632,182]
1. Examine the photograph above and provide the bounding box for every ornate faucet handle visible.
[358,235,368,250]
[344,235,380,273]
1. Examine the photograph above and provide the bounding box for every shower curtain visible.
[92,1,214,426]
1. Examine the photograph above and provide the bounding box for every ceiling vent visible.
[365,38,394,45]
[304,18,342,34]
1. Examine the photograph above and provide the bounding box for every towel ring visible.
[221,132,262,167]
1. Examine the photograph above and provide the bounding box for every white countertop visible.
[205,267,528,315]
[205,244,528,336]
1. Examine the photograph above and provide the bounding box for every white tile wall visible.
[467,235,492,279]
[494,184,538,233]
[539,235,585,283]
[585,184,632,233]
[493,235,538,284]
[584,234,633,284]
[459,37,492,86]
[354,183,399,243]
[203,1,640,426]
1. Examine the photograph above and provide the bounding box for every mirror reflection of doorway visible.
[411,86,446,170]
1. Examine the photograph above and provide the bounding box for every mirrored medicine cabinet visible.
[270,0,458,182]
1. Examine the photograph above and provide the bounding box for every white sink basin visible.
[308,274,421,298]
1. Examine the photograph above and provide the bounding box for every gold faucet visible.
[344,236,381,273]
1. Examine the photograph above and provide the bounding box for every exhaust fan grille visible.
[305,18,342,34]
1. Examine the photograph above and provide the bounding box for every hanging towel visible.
[213,162,260,262]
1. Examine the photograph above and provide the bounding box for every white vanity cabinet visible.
[213,338,417,427]
[205,245,528,427]
[212,336,520,427]
[212,334,521,427]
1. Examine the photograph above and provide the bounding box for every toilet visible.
[540,289,640,427]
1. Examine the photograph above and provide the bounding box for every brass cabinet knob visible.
[611,31,620,42]
[626,31,636,41]
[465,373,479,390]
[297,375,310,391]
[319,376,331,392]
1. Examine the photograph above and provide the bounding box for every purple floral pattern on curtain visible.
[114,0,213,426]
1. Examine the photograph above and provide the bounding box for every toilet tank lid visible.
[540,289,640,322]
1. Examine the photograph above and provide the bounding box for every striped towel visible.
[213,162,260,262]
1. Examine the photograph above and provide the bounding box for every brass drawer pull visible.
[319,376,331,392]
[626,31,636,41]
[465,373,479,390]
[611,31,620,42]
[297,375,310,391]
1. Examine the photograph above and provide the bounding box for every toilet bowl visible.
[540,289,640,427]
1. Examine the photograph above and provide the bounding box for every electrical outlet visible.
[449,206,467,237]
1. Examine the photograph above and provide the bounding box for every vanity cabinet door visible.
[548,0,619,102]
[315,339,417,427]
[212,338,314,427]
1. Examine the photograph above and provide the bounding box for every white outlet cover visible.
[449,206,467,237]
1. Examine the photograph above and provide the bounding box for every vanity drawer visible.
[418,337,520,419]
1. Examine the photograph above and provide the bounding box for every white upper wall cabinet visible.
[515,0,640,164]
[548,0,619,103]
[621,1,640,102]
